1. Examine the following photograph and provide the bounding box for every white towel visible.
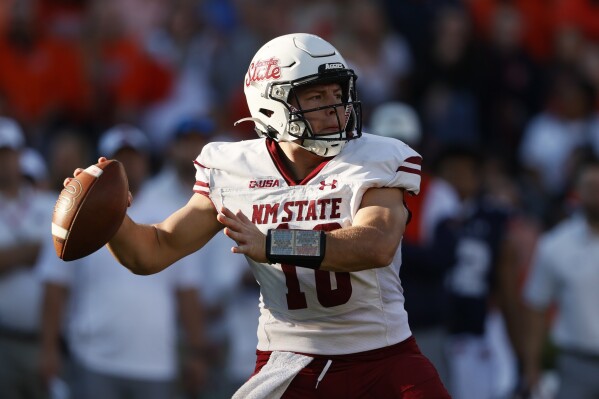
[232,351,313,399]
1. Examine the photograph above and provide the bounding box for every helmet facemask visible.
[269,70,362,157]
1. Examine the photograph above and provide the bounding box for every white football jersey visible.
[194,133,421,355]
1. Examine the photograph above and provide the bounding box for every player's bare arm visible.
[64,160,222,275]
[108,193,222,275]
[218,187,407,272]
[323,187,407,272]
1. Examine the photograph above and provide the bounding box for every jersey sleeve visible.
[193,152,210,197]
[386,143,422,195]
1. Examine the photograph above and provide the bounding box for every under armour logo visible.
[319,179,337,190]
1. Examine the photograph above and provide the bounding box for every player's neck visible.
[277,141,324,181]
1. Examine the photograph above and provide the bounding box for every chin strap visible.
[302,132,347,157]
[235,117,347,157]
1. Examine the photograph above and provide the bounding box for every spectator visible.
[474,2,542,164]
[80,0,172,127]
[336,0,413,118]
[208,0,291,137]
[37,0,88,42]
[518,69,599,226]
[521,156,599,399]
[466,0,556,63]
[554,0,599,44]
[0,0,90,139]
[0,116,56,399]
[44,127,94,194]
[20,147,49,190]
[410,4,481,160]
[578,42,599,111]
[382,0,458,63]
[136,117,249,397]
[290,0,341,41]
[38,124,207,399]
[141,0,218,150]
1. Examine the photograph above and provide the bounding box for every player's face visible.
[290,83,346,136]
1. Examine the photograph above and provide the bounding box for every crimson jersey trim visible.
[396,156,422,176]
[193,160,210,196]
[266,138,332,186]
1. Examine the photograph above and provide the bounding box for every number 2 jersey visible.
[193,133,421,355]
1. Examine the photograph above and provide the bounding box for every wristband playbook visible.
[265,229,326,269]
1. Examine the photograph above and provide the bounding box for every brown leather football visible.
[52,159,129,261]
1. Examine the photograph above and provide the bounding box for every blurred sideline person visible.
[38,125,207,399]
[44,128,94,195]
[137,117,250,397]
[522,156,599,399]
[20,147,49,191]
[369,101,461,245]
[0,116,55,399]
[66,33,450,398]
[432,146,521,399]
[369,101,459,387]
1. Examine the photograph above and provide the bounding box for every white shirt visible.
[136,167,246,307]
[39,184,197,380]
[524,214,599,355]
[194,134,421,355]
[0,186,55,332]
[518,113,599,194]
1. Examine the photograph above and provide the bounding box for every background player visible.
[431,146,521,399]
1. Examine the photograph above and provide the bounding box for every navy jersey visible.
[433,199,511,335]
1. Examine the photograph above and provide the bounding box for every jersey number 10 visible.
[278,222,353,310]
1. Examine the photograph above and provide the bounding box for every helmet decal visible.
[245,57,282,87]
[319,63,345,72]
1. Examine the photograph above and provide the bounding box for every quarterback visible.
[69,34,450,398]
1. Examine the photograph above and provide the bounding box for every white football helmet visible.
[238,33,362,157]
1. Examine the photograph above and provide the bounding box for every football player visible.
[67,33,450,398]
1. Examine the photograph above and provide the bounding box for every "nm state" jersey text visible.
[252,198,343,225]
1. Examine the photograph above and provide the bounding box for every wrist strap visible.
[265,229,326,269]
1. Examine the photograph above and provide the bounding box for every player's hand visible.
[63,157,133,207]
[217,206,268,263]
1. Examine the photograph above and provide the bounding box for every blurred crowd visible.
[1,0,599,398]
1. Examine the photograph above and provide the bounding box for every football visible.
[52,159,129,261]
